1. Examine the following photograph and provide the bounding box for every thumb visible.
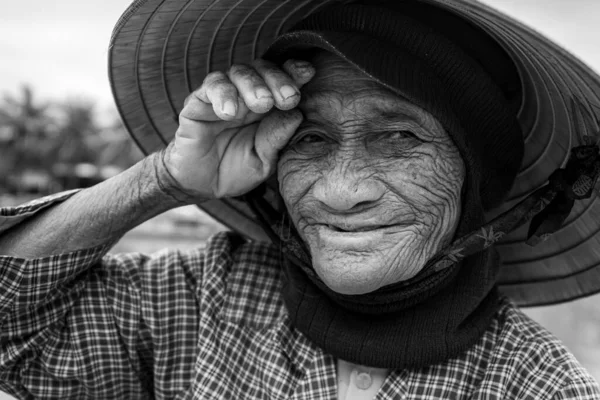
[254,108,303,173]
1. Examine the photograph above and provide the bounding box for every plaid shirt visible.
[1,193,599,400]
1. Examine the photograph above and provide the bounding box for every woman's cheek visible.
[277,157,319,213]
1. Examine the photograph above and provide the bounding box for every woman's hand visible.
[160,58,315,203]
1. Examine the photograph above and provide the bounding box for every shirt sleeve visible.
[0,192,206,400]
[552,375,600,400]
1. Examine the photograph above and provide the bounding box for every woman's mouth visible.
[324,224,388,233]
[313,223,402,249]
[313,224,399,250]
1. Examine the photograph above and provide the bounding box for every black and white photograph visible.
[1,0,600,399]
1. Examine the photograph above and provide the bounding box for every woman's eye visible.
[283,132,330,156]
[299,133,325,143]
[367,130,421,155]
[386,130,416,140]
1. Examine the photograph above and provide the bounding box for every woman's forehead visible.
[299,50,393,102]
[297,52,446,137]
[298,52,445,139]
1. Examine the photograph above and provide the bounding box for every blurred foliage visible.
[0,85,143,194]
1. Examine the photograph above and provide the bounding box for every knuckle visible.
[253,59,286,78]
[203,73,235,98]
[203,70,227,85]
[207,79,237,100]
[229,63,256,80]
[264,65,288,79]
[183,93,194,106]
[216,83,237,97]
[251,58,270,69]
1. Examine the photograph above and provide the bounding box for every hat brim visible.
[108,0,600,306]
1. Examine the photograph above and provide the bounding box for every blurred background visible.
[1,0,599,398]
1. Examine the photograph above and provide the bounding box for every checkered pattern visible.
[1,193,599,399]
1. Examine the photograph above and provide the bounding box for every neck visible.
[281,248,501,368]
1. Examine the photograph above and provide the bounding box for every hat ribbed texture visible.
[108,0,600,306]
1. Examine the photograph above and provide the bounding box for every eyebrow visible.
[375,110,423,127]
[301,107,424,133]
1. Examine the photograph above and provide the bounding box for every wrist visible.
[149,149,198,206]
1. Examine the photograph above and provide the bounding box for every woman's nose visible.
[313,161,385,212]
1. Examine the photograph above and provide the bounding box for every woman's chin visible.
[311,253,390,295]
[310,248,424,295]
[318,273,381,295]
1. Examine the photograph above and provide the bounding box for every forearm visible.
[0,151,193,258]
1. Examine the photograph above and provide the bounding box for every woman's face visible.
[277,51,465,295]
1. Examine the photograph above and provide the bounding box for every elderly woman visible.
[1,0,600,399]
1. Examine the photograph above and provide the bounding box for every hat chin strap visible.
[429,139,600,273]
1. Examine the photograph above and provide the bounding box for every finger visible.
[227,64,275,114]
[180,93,222,122]
[180,93,255,124]
[252,59,301,111]
[176,117,223,141]
[177,102,265,153]
[196,71,240,121]
[254,108,303,174]
[281,59,316,86]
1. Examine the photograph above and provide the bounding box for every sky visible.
[1,0,600,121]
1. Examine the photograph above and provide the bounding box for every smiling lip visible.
[314,223,399,249]
[321,223,390,233]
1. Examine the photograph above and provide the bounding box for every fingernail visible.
[222,100,236,117]
[280,85,298,100]
[255,88,272,99]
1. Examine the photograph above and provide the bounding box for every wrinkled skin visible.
[166,47,465,296]
[277,52,466,295]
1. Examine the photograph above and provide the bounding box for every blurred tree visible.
[52,98,99,165]
[93,115,143,170]
[0,86,142,194]
[0,85,59,193]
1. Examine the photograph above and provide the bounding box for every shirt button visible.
[355,371,372,390]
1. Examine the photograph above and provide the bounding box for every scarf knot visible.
[525,141,600,245]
